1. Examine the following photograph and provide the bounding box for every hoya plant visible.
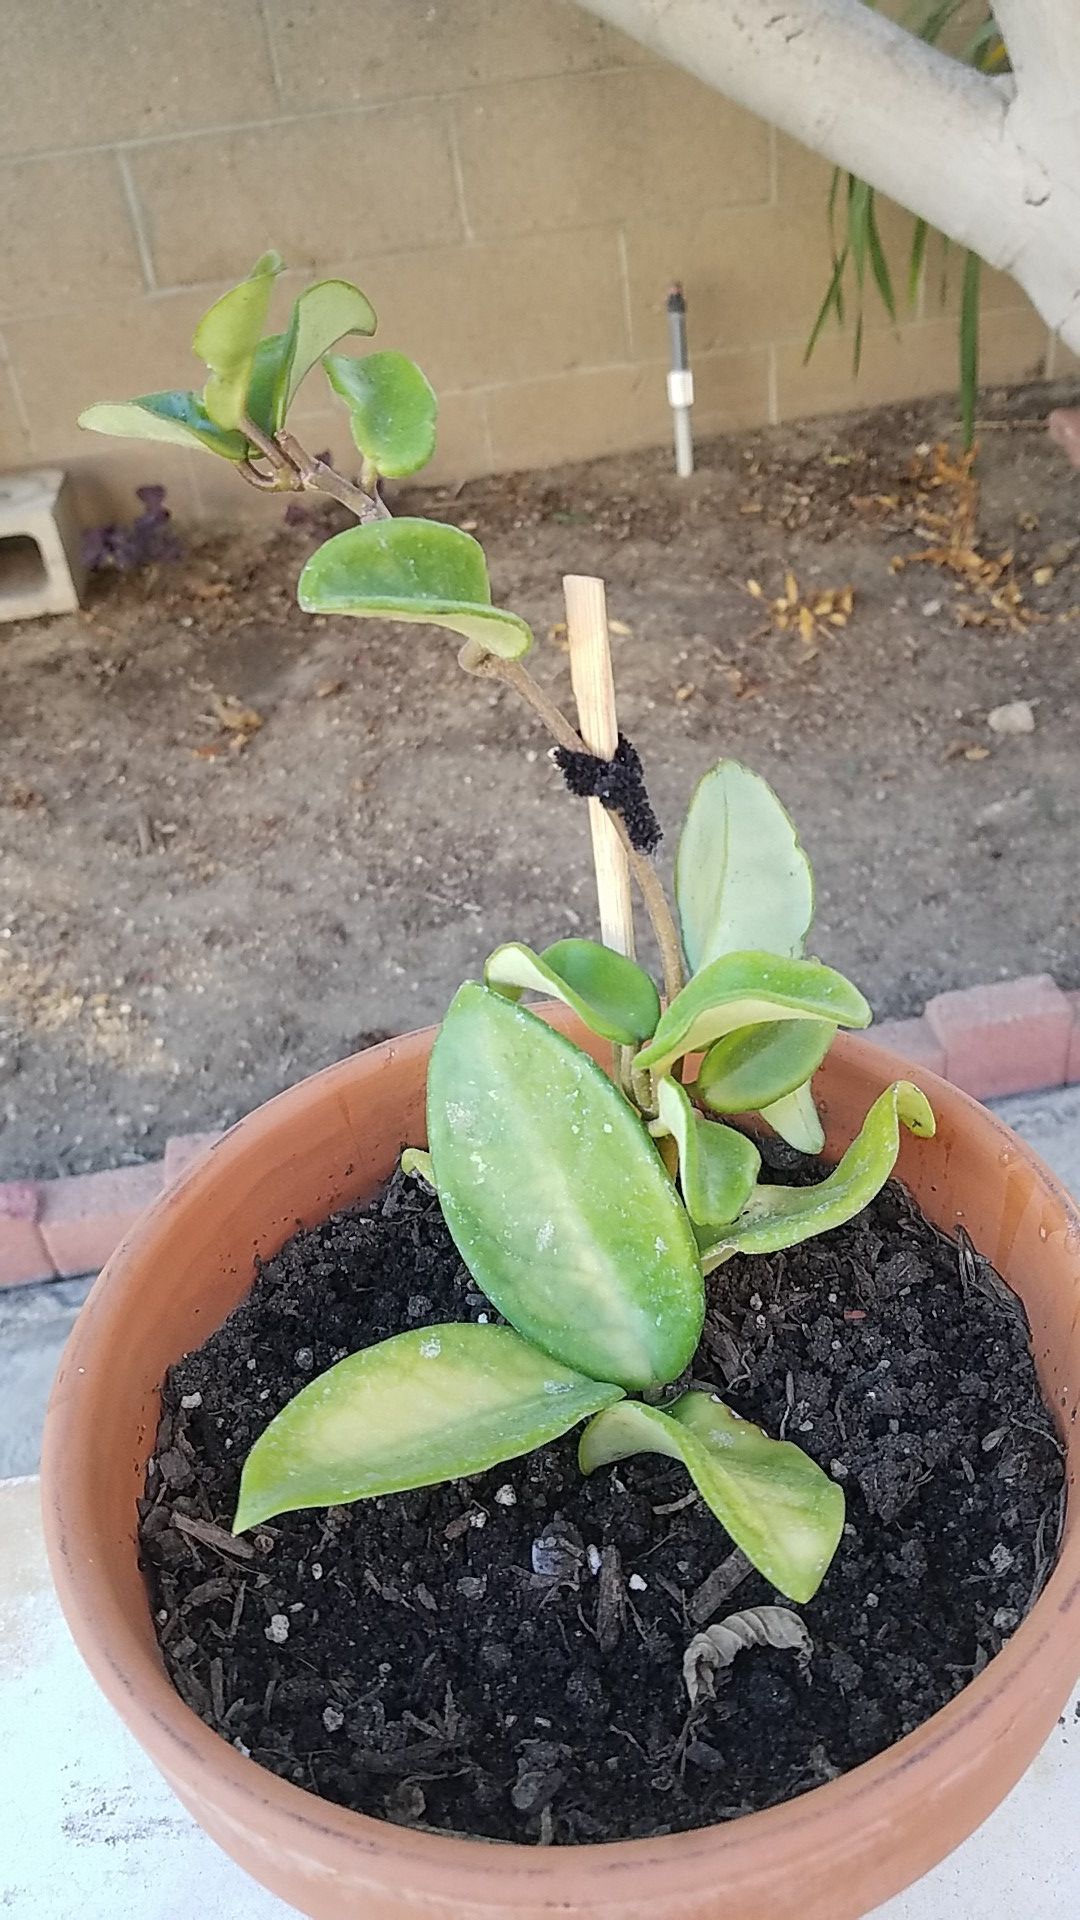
[82,255,936,1607]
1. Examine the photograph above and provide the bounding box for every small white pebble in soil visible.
[798,1419,814,1432]
[866,1592,879,1609]
[477,1313,490,1324]
[294,1348,314,1370]
[827,1292,837,1303]
[322,1704,345,1733]
[628,1573,648,1592]
[749,1292,762,1310]
[830,1459,849,1479]
[990,1543,1014,1575]
[311,1562,323,1580]
[471,1509,488,1529]
[534,1716,552,1728]
[265,1614,290,1644]
[180,1391,202,1410]
[587,1544,602,1575]
[246,1357,256,1371]
[494,1484,516,1506]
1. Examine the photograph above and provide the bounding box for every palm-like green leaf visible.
[579,1390,844,1604]
[428,984,703,1392]
[634,952,870,1079]
[193,250,284,430]
[297,519,533,660]
[324,350,437,478]
[234,1323,622,1531]
[78,391,249,460]
[700,1079,935,1266]
[653,1076,760,1228]
[484,938,660,1046]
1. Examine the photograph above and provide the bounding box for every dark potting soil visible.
[141,1150,1065,1844]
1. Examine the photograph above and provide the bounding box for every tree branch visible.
[578,0,1080,348]
[577,0,1010,260]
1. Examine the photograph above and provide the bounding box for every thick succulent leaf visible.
[761,1080,825,1154]
[428,983,703,1391]
[234,1323,622,1532]
[484,939,660,1046]
[324,350,437,478]
[676,761,814,974]
[193,249,284,430]
[400,1147,436,1187]
[695,1018,835,1115]
[700,1080,936,1265]
[654,1077,760,1228]
[77,392,249,460]
[634,952,870,1078]
[297,519,533,660]
[579,1391,844,1603]
[248,280,377,433]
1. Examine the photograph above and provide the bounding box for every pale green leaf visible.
[695,1019,835,1115]
[654,1076,760,1227]
[579,1390,844,1603]
[484,938,660,1046]
[324,350,437,478]
[193,249,284,430]
[760,1079,825,1154]
[248,279,377,434]
[400,1147,436,1187]
[234,1322,622,1532]
[634,952,870,1079]
[297,519,533,661]
[676,761,814,974]
[701,1080,936,1266]
[428,983,703,1392]
[77,392,249,461]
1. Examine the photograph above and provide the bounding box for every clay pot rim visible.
[41,1026,1080,1905]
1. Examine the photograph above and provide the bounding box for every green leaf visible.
[193,249,284,431]
[760,1079,825,1155]
[959,249,981,452]
[484,938,660,1046]
[634,952,870,1079]
[866,196,897,324]
[676,761,814,974]
[400,1147,436,1187]
[77,392,250,461]
[247,280,378,435]
[428,983,703,1392]
[700,1080,936,1265]
[324,350,437,479]
[234,1322,622,1532]
[908,217,930,308]
[579,1390,844,1603]
[297,519,533,661]
[694,1018,835,1114]
[654,1077,760,1228]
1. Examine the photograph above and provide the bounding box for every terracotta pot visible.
[42,1023,1080,1920]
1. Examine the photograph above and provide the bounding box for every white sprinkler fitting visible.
[666,284,694,478]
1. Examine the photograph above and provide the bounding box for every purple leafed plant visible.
[82,485,184,573]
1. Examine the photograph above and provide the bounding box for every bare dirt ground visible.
[2,380,1079,1178]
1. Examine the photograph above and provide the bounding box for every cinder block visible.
[0,1180,55,1288]
[38,1161,164,1278]
[130,105,462,287]
[0,468,85,622]
[163,1131,224,1185]
[869,1018,947,1077]
[926,975,1071,1100]
[1065,991,1080,1083]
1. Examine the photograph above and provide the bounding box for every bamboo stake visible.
[563,575,636,964]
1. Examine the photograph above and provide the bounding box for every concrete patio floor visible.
[2,1085,1079,1915]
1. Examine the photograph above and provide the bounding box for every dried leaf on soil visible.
[683,1605,813,1706]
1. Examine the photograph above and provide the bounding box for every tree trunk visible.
[578,0,1080,351]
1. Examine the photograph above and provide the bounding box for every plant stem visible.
[278,430,389,522]
[462,650,686,1004]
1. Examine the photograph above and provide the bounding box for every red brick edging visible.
[2,977,1079,1288]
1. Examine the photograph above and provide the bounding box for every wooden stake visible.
[562,574,636,962]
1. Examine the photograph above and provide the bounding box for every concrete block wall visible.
[0,0,1059,522]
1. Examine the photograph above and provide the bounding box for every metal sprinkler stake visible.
[666,284,694,479]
